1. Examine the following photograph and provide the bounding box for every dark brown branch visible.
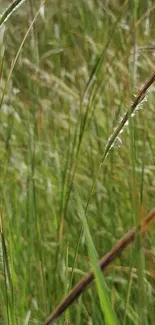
[43,209,155,325]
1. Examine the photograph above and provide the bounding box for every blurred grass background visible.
[0,0,155,324]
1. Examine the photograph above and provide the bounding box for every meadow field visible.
[0,1,155,324]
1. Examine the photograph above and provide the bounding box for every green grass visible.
[0,1,155,324]
[76,190,118,325]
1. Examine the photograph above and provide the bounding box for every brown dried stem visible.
[44,209,155,325]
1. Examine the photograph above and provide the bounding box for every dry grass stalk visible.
[44,209,155,325]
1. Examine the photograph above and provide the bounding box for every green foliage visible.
[0,0,155,324]
[76,190,118,325]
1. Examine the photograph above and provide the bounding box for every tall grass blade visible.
[43,209,155,325]
[0,214,14,325]
[0,0,26,29]
[85,72,155,211]
[76,191,118,325]
[0,0,48,110]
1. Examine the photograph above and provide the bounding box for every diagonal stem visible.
[43,209,155,325]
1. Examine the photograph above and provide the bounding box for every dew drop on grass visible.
[106,135,122,151]
[104,83,150,159]
[114,136,122,148]
[135,96,148,112]
[124,120,129,127]
[13,87,20,95]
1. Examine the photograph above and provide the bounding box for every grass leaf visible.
[76,190,119,325]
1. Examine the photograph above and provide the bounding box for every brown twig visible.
[43,209,155,325]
